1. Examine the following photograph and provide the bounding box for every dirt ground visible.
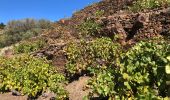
[0,76,91,100]
[66,76,91,100]
[0,92,27,100]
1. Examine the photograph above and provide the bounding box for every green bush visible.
[88,69,115,99]
[0,28,42,48]
[129,0,170,12]
[77,18,102,37]
[65,37,121,77]
[94,10,104,17]
[0,18,51,48]
[38,19,52,29]
[0,23,5,29]
[0,54,68,99]
[166,56,170,74]
[5,18,51,33]
[14,39,46,54]
[87,41,170,99]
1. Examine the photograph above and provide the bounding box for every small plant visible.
[77,18,102,37]
[65,37,121,77]
[14,39,46,54]
[129,0,170,12]
[87,41,170,99]
[94,10,104,17]
[166,56,170,74]
[0,18,51,48]
[119,41,169,98]
[165,55,170,95]
[0,23,5,29]
[88,69,115,99]
[0,54,68,99]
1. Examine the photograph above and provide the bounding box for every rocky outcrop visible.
[92,7,170,44]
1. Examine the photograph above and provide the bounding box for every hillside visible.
[0,0,170,100]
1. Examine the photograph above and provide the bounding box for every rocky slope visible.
[35,0,170,73]
[34,1,170,99]
[1,0,170,99]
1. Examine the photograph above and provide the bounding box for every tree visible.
[0,22,5,29]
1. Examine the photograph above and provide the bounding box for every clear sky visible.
[0,0,100,23]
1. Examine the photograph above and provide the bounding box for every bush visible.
[87,41,170,99]
[129,0,170,12]
[88,69,115,99]
[94,10,104,17]
[14,39,46,54]
[166,56,170,74]
[38,19,52,29]
[5,18,52,33]
[0,18,51,48]
[0,54,68,99]
[6,19,36,33]
[0,28,42,48]
[77,18,102,37]
[65,37,121,77]
[0,23,5,29]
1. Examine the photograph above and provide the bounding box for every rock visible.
[50,97,56,100]
[11,90,22,96]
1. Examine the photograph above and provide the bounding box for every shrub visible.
[0,54,68,99]
[166,56,170,74]
[38,19,52,29]
[88,69,115,99]
[65,37,121,77]
[5,18,51,33]
[6,19,36,33]
[94,10,104,17]
[0,23,5,29]
[119,41,169,98]
[129,0,170,12]
[14,39,46,54]
[77,18,102,37]
[0,28,42,48]
[0,18,51,48]
[87,41,170,99]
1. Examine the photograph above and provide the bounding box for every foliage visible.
[87,41,170,99]
[77,18,102,37]
[129,0,170,12]
[0,23,5,29]
[14,39,46,54]
[166,56,170,74]
[38,19,52,29]
[5,18,52,32]
[88,69,115,99]
[0,18,52,48]
[165,54,170,91]
[0,28,41,48]
[0,54,68,99]
[65,37,121,77]
[119,41,169,98]
[94,10,104,17]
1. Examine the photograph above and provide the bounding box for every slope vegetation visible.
[0,0,170,100]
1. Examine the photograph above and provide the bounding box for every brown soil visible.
[0,92,27,100]
[0,92,56,100]
[0,76,90,100]
[66,76,91,100]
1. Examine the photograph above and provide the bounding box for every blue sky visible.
[0,0,100,23]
